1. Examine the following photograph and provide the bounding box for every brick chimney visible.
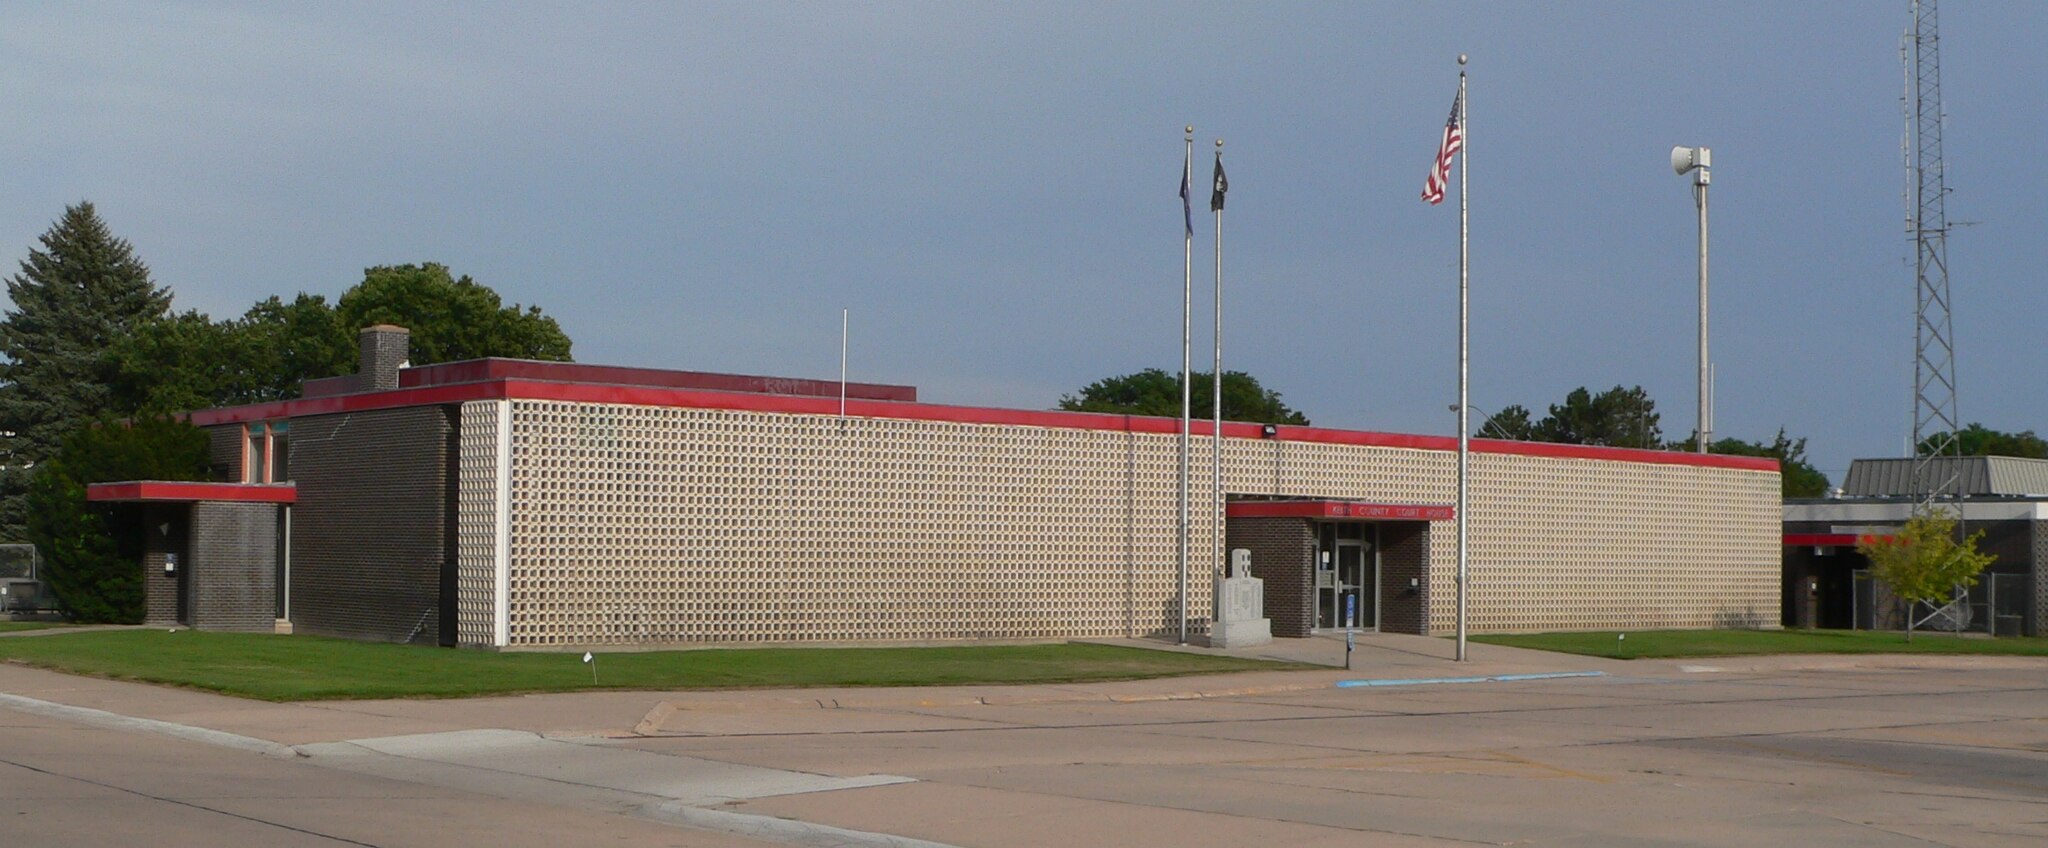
[358,325,411,391]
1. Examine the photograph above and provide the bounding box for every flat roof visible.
[182,362,1779,473]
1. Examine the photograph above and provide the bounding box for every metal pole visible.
[1696,178,1709,452]
[1180,128,1193,645]
[1455,58,1470,663]
[839,308,849,419]
[1212,139,1225,628]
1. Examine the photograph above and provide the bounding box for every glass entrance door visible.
[1316,523,1379,629]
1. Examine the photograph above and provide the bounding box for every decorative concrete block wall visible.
[457,400,505,647]
[457,400,1780,647]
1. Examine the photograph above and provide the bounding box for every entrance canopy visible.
[1227,500,1454,521]
[86,481,298,504]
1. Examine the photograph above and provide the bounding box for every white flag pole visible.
[1211,138,1225,629]
[839,308,849,419]
[1180,127,1194,645]
[1455,55,1471,663]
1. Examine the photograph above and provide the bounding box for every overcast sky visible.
[5,2,2045,482]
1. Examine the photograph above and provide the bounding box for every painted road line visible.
[1334,671,1606,688]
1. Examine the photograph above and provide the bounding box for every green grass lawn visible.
[0,630,1303,701]
[1474,628,2048,660]
[0,621,59,633]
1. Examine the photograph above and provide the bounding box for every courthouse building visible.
[89,326,1783,648]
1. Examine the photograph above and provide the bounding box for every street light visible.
[1671,146,1711,453]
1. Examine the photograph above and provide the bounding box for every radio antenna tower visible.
[1906,0,1960,506]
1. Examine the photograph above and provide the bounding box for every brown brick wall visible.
[207,425,242,482]
[189,502,277,632]
[1226,517,1314,637]
[1378,522,1430,635]
[288,406,451,642]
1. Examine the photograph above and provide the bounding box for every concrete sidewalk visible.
[0,632,1618,745]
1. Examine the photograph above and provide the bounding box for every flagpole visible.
[1455,55,1471,663]
[1211,138,1225,632]
[1180,126,1193,646]
[839,308,849,419]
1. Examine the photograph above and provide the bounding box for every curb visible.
[0,691,299,759]
[644,802,965,848]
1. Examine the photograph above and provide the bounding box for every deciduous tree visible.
[1669,429,1832,498]
[1918,423,2048,459]
[1856,510,1995,641]
[1058,369,1309,425]
[336,263,571,364]
[106,268,572,413]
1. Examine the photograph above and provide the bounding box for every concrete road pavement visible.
[638,662,2048,846]
[0,706,778,848]
[6,633,2048,846]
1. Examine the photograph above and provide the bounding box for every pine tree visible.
[0,202,172,539]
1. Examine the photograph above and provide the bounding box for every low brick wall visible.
[189,502,278,632]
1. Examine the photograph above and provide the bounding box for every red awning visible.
[1227,500,1455,521]
[1783,533,1889,547]
[86,481,297,504]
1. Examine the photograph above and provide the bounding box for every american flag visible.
[1421,88,1464,205]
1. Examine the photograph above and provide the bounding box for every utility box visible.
[1,579,42,612]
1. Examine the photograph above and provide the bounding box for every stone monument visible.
[1210,548,1271,648]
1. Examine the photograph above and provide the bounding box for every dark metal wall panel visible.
[287,406,452,642]
[1985,459,2048,497]
[1841,457,1986,496]
[1835,457,2048,497]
